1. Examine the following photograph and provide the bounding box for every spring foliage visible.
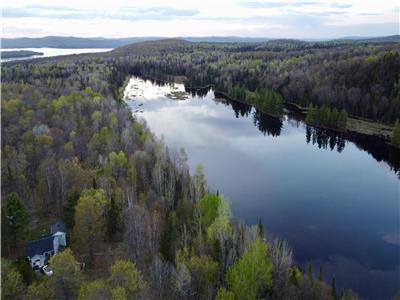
[224,238,273,300]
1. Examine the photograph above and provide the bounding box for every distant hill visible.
[334,34,400,43]
[2,35,398,49]
[1,36,271,49]
[111,39,193,57]
[337,35,400,43]
[1,36,162,49]
[180,36,270,43]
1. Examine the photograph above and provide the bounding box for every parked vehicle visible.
[41,265,53,276]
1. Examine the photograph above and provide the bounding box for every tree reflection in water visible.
[306,125,346,153]
[218,95,400,175]
[144,78,400,177]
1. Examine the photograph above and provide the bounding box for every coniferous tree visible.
[4,193,29,247]
[64,190,80,229]
[92,177,98,189]
[332,276,337,299]
[318,266,324,281]
[257,218,264,238]
[159,212,177,262]
[107,193,122,242]
[306,104,315,124]
[338,109,348,129]
[307,263,313,281]
[392,119,400,145]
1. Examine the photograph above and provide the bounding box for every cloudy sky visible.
[2,0,399,39]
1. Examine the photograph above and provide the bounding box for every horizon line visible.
[3,34,399,40]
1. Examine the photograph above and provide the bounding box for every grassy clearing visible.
[346,118,393,139]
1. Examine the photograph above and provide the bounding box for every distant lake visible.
[1,48,113,62]
[124,77,400,299]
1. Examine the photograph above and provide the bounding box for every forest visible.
[2,38,399,300]
[106,38,400,124]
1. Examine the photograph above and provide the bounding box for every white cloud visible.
[1,0,399,38]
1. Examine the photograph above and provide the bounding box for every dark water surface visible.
[125,77,400,299]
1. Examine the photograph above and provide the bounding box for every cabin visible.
[26,222,67,270]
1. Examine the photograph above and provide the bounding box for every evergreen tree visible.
[92,177,98,189]
[64,190,80,229]
[330,108,339,127]
[392,119,400,145]
[306,104,315,124]
[318,266,324,281]
[307,263,313,281]
[159,212,177,262]
[338,109,348,129]
[257,218,264,238]
[306,104,347,129]
[332,276,337,299]
[4,192,29,247]
[107,193,122,242]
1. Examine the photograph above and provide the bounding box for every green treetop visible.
[392,119,400,145]
[223,238,273,300]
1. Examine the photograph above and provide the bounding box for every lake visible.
[124,77,400,299]
[1,48,113,62]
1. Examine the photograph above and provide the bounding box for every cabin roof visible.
[51,221,66,234]
[26,234,54,258]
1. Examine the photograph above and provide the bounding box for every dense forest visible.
[106,38,400,124]
[2,38,399,299]
[3,38,400,124]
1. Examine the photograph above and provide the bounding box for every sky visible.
[1,0,399,39]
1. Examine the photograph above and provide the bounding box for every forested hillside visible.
[109,39,400,124]
[2,38,399,299]
[4,38,400,123]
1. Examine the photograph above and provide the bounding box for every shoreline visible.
[213,90,284,118]
[283,101,395,145]
[132,74,397,148]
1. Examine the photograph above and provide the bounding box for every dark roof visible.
[51,221,66,234]
[26,234,54,258]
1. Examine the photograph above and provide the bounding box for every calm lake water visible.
[124,77,400,299]
[1,48,113,62]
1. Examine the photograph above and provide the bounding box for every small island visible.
[1,50,44,59]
